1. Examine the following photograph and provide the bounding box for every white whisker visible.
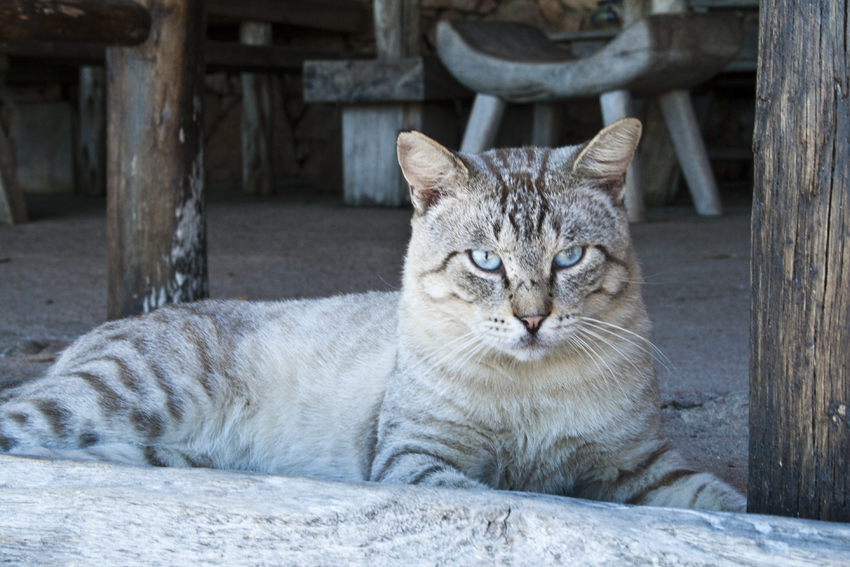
[579,316,675,373]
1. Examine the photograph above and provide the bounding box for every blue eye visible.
[470,250,502,271]
[554,246,583,268]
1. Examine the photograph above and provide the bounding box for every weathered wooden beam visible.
[1,455,849,565]
[303,57,469,104]
[0,0,150,45]
[239,21,273,196]
[750,0,850,522]
[207,0,367,34]
[106,0,207,319]
[0,41,365,72]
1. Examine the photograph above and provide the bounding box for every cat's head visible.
[397,119,644,364]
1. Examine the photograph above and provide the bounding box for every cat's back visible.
[39,291,400,480]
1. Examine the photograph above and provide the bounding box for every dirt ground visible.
[0,193,752,494]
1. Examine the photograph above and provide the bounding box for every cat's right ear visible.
[569,118,642,204]
[397,131,469,215]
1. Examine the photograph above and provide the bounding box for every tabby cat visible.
[0,119,745,512]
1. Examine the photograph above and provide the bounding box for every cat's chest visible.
[474,394,626,492]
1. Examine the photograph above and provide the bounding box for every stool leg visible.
[600,90,646,223]
[532,103,562,147]
[461,94,506,153]
[658,90,722,216]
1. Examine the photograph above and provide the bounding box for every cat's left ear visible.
[569,118,642,203]
[397,131,469,215]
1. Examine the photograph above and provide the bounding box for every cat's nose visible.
[519,314,547,334]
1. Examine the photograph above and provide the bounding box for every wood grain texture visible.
[0,0,150,45]
[749,0,850,522]
[1,455,849,565]
[106,0,207,319]
[303,57,469,103]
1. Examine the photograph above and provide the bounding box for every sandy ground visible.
[0,193,752,493]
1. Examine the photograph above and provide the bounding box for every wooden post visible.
[750,0,850,522]
[106,0,207,319]
[76,66,106,197]
[239,21,274,196]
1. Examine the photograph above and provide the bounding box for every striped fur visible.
[0,120,745,512]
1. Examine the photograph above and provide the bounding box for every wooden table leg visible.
[659,89,722,217]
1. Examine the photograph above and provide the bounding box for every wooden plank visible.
[750,0,850,522]
[207,0,367,33]
[76,66,105,197]
[0,0,150,45]
[106,0,207,319]
[303,57,470,104]
[239,22,273,196]
[2,455,850,565]
[342,104,415,206]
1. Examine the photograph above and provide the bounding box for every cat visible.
[0,119,745,512]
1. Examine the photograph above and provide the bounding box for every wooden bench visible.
[302,0,471,207]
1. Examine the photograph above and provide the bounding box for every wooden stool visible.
[436,14,742,222]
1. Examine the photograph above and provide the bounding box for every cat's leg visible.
[370,406,494,490]
[575,440,746,512]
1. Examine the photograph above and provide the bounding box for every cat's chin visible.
[504,341,552,363]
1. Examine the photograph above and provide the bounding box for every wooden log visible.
[106,0,207,319]
[239,22,273,196]
[0,0,150,45]
[1,455,849,565]
[750,0,850,522]
[75,66,105,197]
[207,0,367,34]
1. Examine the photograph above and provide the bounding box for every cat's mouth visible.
[510,334,551,361]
